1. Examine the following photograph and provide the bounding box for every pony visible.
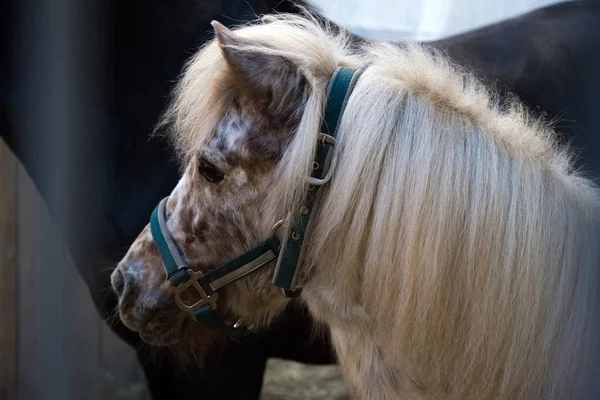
[4,0,600,398]
[112,13,600,399]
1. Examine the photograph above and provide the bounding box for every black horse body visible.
[2,0,599,398]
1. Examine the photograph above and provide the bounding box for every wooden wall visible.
[0,139,147,400]
[0,137,17,399]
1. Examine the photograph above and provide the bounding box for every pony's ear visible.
[211,21,299,96]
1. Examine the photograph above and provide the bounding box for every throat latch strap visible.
[272,66,363,295]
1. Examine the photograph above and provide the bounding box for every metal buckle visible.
[308,133,337,186]
[173,269,219,314]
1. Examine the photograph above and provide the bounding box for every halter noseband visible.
[149,66,362,337]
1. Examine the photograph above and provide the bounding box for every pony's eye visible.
[198,159,225,183]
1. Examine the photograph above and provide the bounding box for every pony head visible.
[111,15,353,349]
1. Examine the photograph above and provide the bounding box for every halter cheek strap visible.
[273,66,363,295]
[148,66,362,338]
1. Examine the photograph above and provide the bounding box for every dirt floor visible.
[97,358,349,400]
[260,359,350,400]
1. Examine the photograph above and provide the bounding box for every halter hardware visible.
[307,133,337,186]
[149,66,362,338]
[173,270,218,312]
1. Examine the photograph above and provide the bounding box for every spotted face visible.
[111,21,309,351]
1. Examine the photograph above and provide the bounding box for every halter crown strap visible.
[272,66,362,294]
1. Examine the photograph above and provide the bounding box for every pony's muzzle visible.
[111,262,180,341]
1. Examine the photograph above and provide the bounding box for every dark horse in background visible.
[1,0,600,398]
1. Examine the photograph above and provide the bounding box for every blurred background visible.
[1,0,598,399]
[314,0,563,40]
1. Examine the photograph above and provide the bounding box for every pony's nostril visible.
[111,268,126,297]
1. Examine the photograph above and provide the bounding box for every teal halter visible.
[149,66,362,337]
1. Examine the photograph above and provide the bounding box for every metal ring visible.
[300,206,308,215]
[272,219,285,235]
[313,161,319,170]
[291,231,300,240]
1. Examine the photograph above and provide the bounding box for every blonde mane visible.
[166,14,600,399]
